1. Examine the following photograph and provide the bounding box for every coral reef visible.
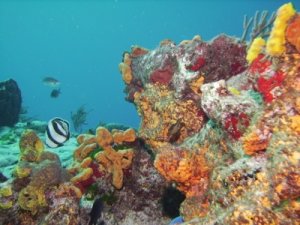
[119,3,300,224]
[0,79,22,127]
[0,130,77,224]
[1,3,299,225]
[69,126,137,190]
[96,146,170,225]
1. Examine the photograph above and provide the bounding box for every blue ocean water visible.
[0,0,298,131]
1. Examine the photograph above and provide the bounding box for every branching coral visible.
[241,10,276,43]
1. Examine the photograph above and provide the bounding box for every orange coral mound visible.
[154,146,210,197]
[70,127,137,189]
[243,132,270,155]
[95,127,135,189]
[286,15,300,52]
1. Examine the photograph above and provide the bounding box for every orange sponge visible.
[286,15,300,52]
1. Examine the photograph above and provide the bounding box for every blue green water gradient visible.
[0,0,298,130]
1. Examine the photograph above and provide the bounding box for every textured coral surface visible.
[1,3,300,225]
[119,3,300,224]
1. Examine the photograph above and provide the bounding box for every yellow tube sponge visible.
[246,37,266,63]
[266,2,296,56]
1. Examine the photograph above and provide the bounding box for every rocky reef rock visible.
[119,3,300,224]
[104,147,169,225]
[0,130,72,224]
[0,79,22,127]
[78,147,171,225]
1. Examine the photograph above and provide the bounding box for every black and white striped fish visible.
[46,117,70,148]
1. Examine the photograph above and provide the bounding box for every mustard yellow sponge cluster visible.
[266,2,296,56]
[246,37,266,63]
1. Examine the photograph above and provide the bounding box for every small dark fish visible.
[46,117,70,148]
[43,76,60,87]
[89,198,104,225]
[50,88,61,98]
[168,120,184,143]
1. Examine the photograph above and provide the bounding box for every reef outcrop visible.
[119,2,300,224]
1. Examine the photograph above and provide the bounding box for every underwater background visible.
[1,0,298,131]
[0,1,300,224]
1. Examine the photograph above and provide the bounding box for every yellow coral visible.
[0,185,12,197]
[0,186,13,210]
[0,201,13,209]
[266,2,296,56]
[18,185,47,215]
[246,37,266,63]
[19,129,44,162]
[290,115,300,134]
[228,86,241,95]
[189,75,204,94]
[14,165,32,178]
